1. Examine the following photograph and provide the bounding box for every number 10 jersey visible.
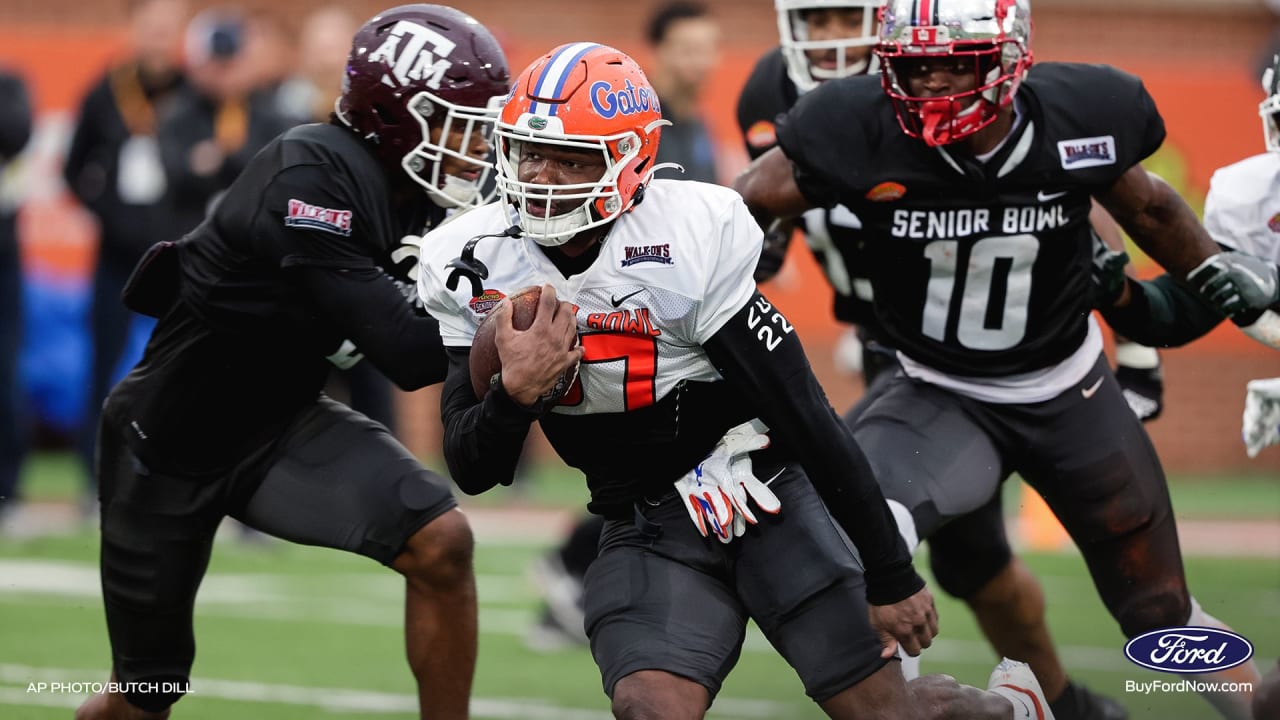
[779,63,1166,379]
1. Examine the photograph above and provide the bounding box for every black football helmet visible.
[337,4,511,207]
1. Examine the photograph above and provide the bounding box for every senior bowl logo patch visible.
[865,182,907,202]
[285,199,352,236]
[469,289,506,315]
[1057,135,1117,169]
[746,120,777,149]
[1268,213,1280,233]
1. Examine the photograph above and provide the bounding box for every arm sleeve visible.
[0,71,32,162]
[1100,273,1226,347]
[702,290,924,605]
[294,265,449,390]
[440,346,539,495]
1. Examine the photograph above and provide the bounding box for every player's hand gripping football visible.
[868,586,938,659]
[493,284,582,408]
[675,420,781,543]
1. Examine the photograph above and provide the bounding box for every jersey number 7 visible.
[559,334,659,410]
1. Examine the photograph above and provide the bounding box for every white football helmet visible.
[775,0,882,93]
[1261,54,1280,152]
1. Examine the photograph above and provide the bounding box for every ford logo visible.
[1123,627,1254,674]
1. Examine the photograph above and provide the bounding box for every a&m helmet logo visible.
[366,20,456,90]
[1123,626,1254,674]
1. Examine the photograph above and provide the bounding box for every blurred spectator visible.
[158,8,294,235]
[276,5,359,124]
[0,68,33,518]
[63,0,189,498]
[272,5,399,432]
[646,1,721,183]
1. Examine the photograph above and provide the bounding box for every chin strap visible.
[445,225,522,298]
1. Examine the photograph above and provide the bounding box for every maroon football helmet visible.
[337,4,511,207]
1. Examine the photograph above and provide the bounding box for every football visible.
[469,286,577,404]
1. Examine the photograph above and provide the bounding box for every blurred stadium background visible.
[0,1,1276,719]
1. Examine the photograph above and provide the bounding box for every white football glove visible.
[675,420,781,543]
[833,327,865,376]
[1243,378,1280,459]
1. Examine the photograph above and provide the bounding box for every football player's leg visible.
[79,418,223,718]
[1020,355,1258,719]
[739,469,1045,720]
[587,501,749,720]
[850,373,1006,550]
[233,398,472,720]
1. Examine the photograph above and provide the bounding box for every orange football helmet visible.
[494,43,669,245]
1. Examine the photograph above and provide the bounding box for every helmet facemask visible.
[776,0,881,93]
[399,92,504,208]
[495,114,655,246]
[879,37,1029,147]
[1261,59,1280,153]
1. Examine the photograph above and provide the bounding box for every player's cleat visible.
[524,607,586,652]
[524,554,587,652]
[1050,680,1128,720]
[988,658,1056,720]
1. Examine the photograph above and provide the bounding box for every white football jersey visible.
[418,179,762,415]
[1203,151,1280,264]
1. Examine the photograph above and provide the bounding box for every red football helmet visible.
[875,0,1033,147]
[493,43,668,245]
[337,4,511,207]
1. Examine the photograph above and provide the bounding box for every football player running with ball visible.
[734,1,1264,718]
[76,6,509,719]
[420,42,1056,720]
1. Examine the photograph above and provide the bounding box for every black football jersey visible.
[736,47,876,327]
[778,62,1166,377]
[107,122,446,474]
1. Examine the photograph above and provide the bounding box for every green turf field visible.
[1,455,1275,719]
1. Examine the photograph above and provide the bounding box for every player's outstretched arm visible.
[1095,166,1220,279]
[732,147,816,233]
[298,265,450,390]
[1099,166,1280,326]
[439,345,538,495]
[702,291,933,655]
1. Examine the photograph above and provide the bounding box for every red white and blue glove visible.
[675,420,782,543]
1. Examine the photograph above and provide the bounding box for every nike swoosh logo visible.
[610,289,645,307]
[1037,190,1068,202]
[1081,377,1104,399]
[764,468,785,485]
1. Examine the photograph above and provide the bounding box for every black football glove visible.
[754,226,792,283]
[1115,342,1163,422]
[1090,231,1130,308]
[390,276,428,316]
[1187,251,1280,323]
